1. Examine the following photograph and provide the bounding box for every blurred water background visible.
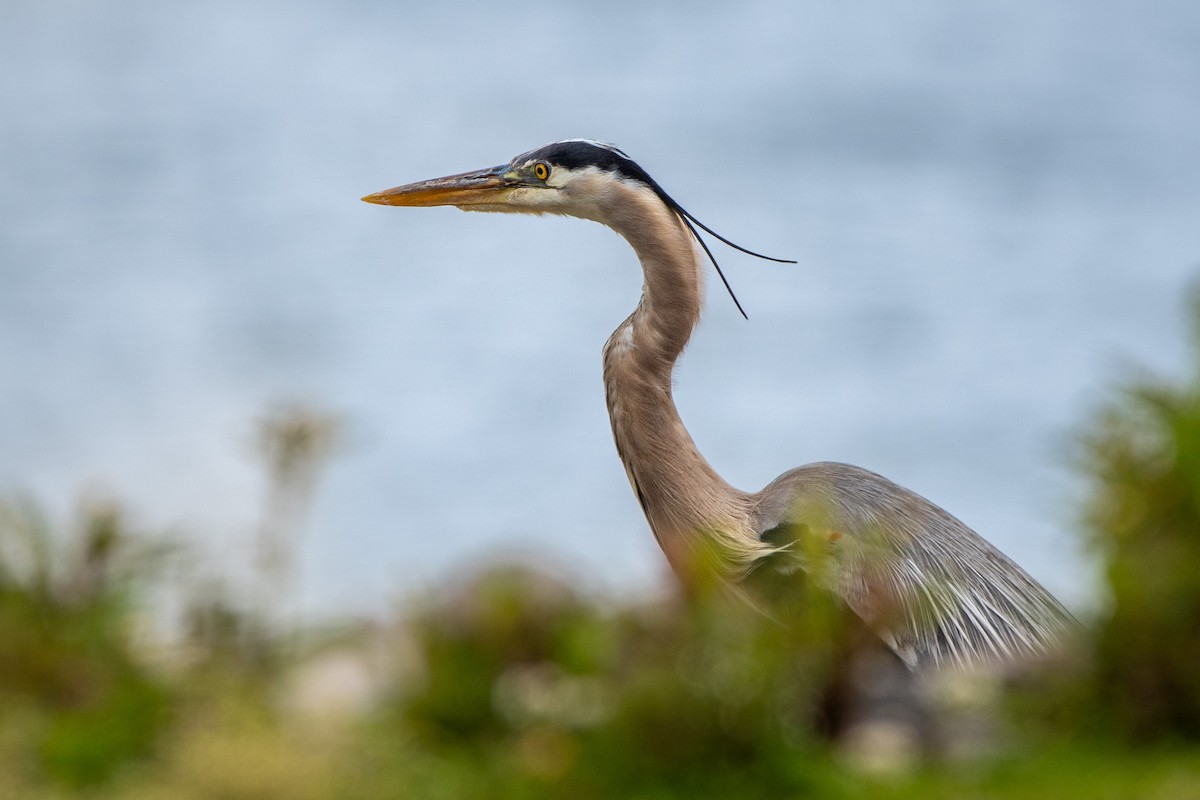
[2,0,1199,619]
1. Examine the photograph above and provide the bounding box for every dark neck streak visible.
[600,185,756,575]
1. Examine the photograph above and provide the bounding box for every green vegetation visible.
[1081,306,1200,742]
[5,307,1200,798]
[0,500,172,790]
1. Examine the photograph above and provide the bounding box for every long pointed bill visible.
[361,165,513,207]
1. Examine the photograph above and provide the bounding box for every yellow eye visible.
[533,162,550,181]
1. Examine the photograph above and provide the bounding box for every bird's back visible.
[750,461,1075,670]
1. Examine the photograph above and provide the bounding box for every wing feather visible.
[753,462,1075,670]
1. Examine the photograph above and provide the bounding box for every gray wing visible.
[750,461,1075,670]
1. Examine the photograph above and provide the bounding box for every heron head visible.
[361,139,660,220]
[364,139,794,318]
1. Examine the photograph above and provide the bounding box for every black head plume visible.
[520,140,797,318]
[667,200,795,320]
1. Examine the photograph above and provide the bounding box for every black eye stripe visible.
[523,141,646,184]
[509,138,794,322]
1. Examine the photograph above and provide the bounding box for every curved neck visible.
[600,187,756,576]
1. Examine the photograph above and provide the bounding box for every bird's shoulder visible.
[752,461,954,540]
[746,461,1075,669]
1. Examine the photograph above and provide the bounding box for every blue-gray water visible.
[3,1,1199,616]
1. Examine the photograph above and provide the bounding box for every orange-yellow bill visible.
[361,166,511,207]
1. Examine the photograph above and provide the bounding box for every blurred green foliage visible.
[1077,296,1200,742]
[0,500,172,788]
[5,302,1200,797]
[378,565,856,799]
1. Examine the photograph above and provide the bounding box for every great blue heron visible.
[363,139,1074,670]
